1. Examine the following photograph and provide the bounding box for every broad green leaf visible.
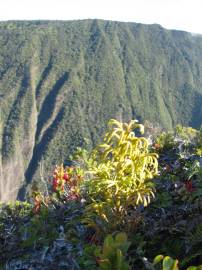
[115,232,127,244]
[161,257,179,270]
[162,256,176,270]
[99,259,112,270]
[122,262,131,270]
[103,245,113,257]
[153,255,164,265]
[172,259,179,270]
[103,234,113,244]
[116,249,123,269]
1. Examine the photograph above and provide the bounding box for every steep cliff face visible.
[0,20,202,201]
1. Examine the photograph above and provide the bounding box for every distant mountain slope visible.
[0,20,202,201]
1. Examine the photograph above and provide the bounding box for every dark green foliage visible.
[138,133,202,269]
[0,200,86,269]
[95,233,131,270]
[0,201,32,265]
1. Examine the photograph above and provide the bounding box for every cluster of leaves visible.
[51,164,84,201]
[95,232,131,270]
[0,119,202,269]
[152,255,202,270]
[83,119,158,234]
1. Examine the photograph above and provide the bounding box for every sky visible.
[0,0,202,34]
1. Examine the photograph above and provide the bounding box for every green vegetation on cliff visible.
[0,20,202,200]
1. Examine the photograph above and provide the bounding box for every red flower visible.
[53,178,58,191]
[63,173,70,181]
[33,195,41,214]
[185,181,195,192]
[154,143,161,149]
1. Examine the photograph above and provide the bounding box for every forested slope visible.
[0,20,202,201]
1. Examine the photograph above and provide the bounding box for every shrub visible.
[95,232,131,270]
[83,119,158,233]
[51,164,84,201]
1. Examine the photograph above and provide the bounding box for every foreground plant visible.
[153,255,202,270]
[51,164,84,201]
[84,119,158,233]
[95,232,131,270]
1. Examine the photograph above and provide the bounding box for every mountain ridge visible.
[0,19,202,201]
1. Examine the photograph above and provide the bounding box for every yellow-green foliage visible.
[96,232,131,270]
[153,255,179,270]
[196,148,202,157]
[196,127,202,156]
[153,255,202,270]
[155,125,198,150]
[155,131,175,150]
[175,125,198,142]
[84,119,158,230]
